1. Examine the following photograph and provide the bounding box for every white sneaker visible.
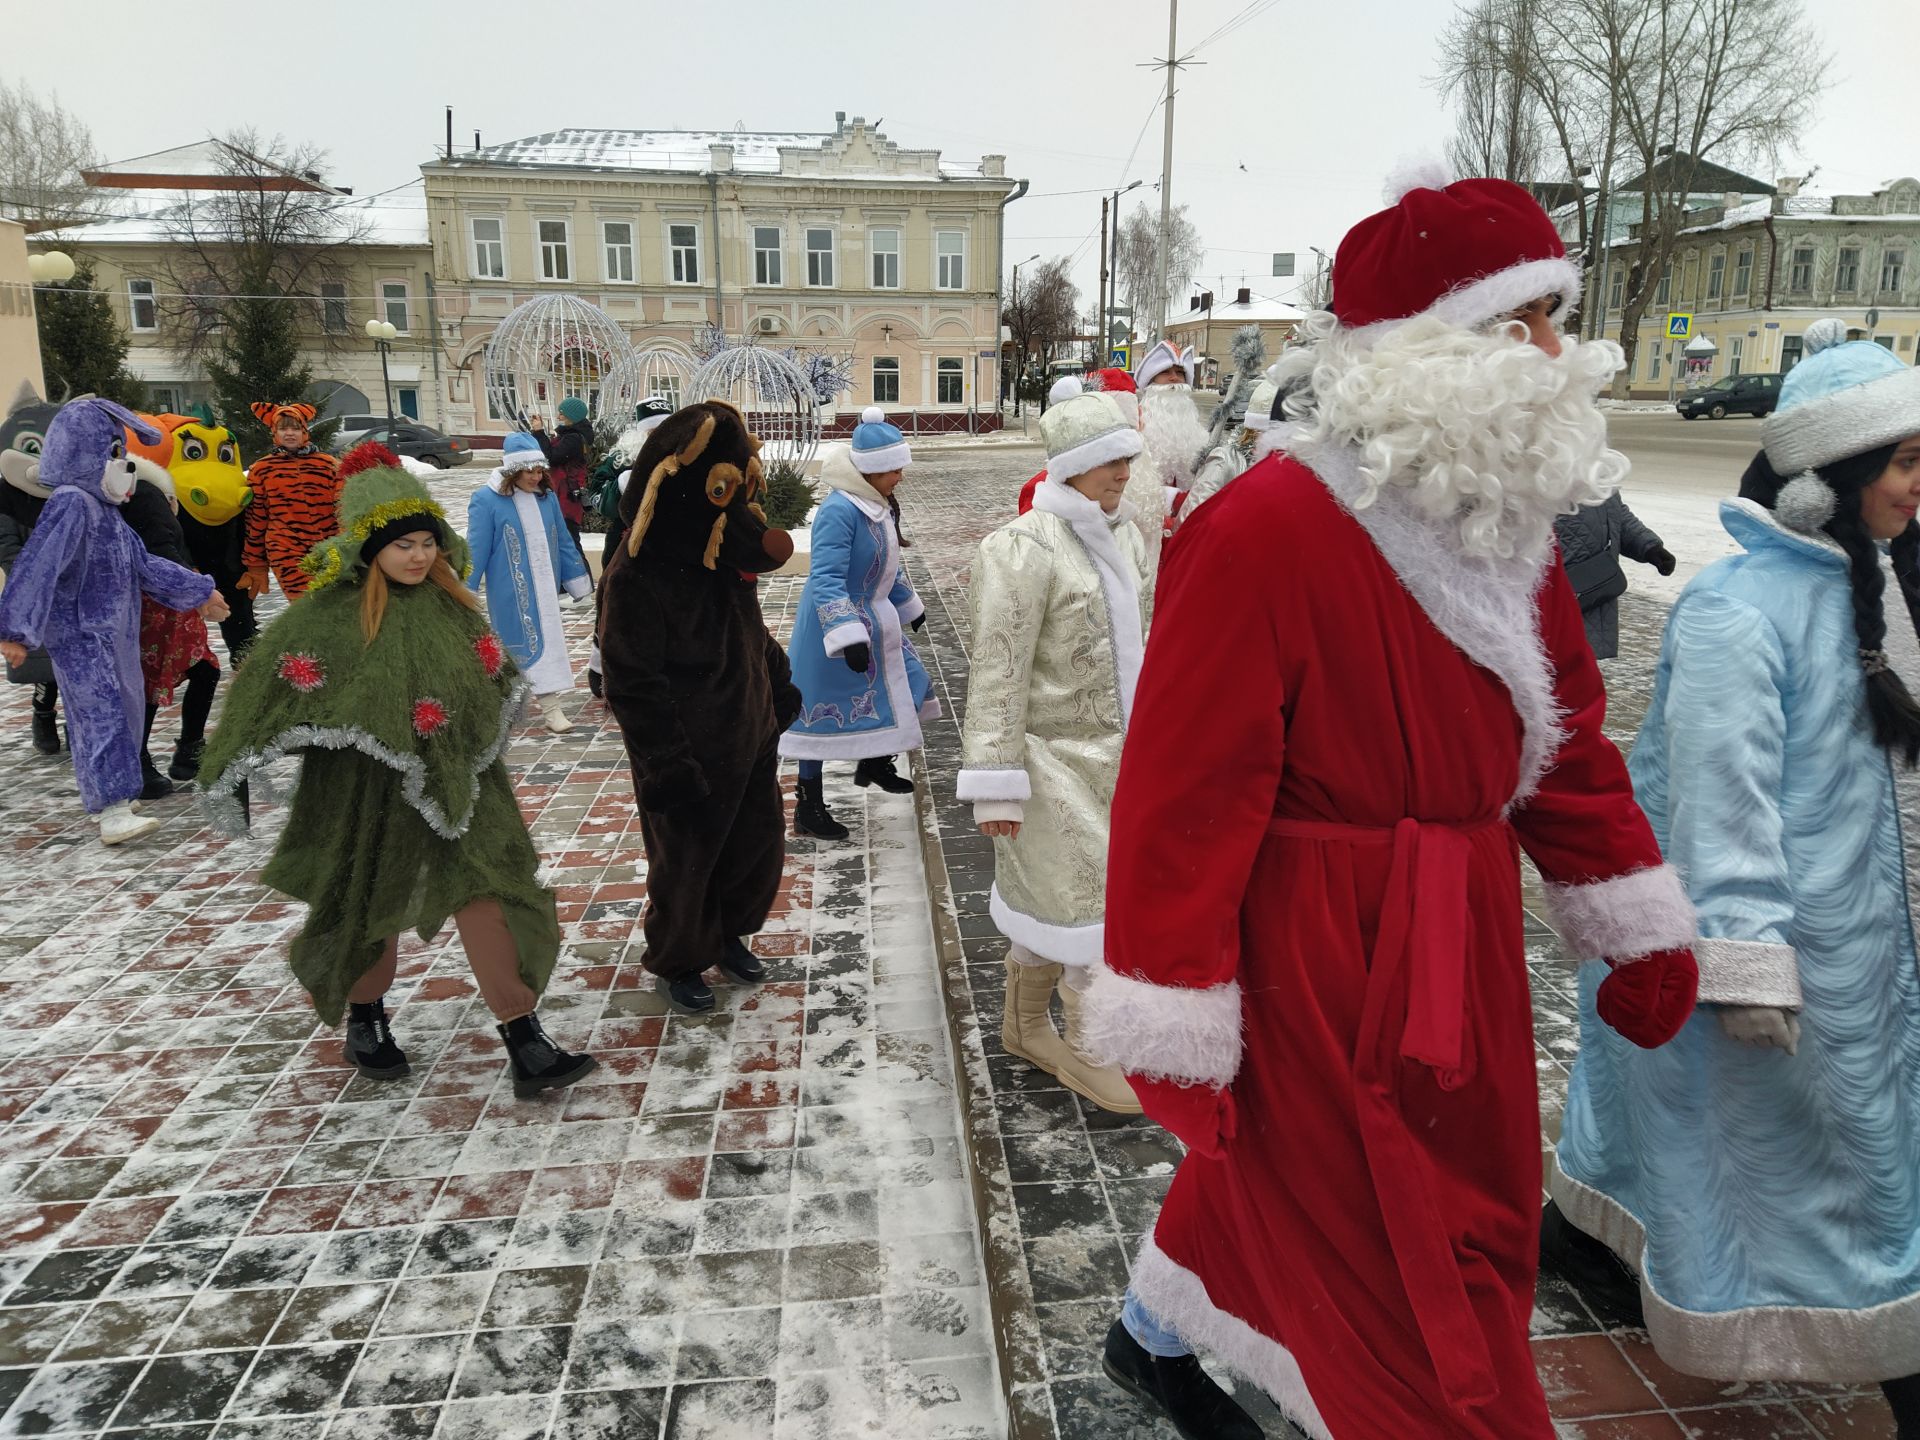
[100,801,161,846]
[539,695,574,734]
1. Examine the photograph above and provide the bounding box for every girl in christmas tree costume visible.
[198,444,596,1097]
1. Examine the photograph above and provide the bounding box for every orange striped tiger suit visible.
[243,403,341,599]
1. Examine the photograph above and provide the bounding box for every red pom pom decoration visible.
[411,697,451,738]
[474,633,505,679]
[337,442,404,480]
[276,652,325,693]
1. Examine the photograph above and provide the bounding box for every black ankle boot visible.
[30,687,61,756]
[657,973,716,1015]
[793,776,849,841]
[1102,1319,1263,1439]
[169,738,205,782]
[587,667,604,699]
[345,999,409,1080]
[139,753,175,801]
[1541,1200,1644,1327]
[718,937,765,984]
[854,755,915,794]
[497,1013,597,1098]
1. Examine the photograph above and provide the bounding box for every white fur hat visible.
[1039,392,1143,483]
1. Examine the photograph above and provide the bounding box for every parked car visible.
[328,414,390,450]
[1676,372,1784,420]
[335,421,471,468]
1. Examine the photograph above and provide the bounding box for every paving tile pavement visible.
[893,446,1901,1440]
[0,471,1001,1440]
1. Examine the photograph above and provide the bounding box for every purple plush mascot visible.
[0,399,215,845]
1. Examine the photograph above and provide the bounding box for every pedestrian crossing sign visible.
[1667,313,1693,339]
[1109,346,1129,367]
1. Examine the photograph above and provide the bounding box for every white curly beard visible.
[1139,385,1211,492]
[1280,312,1628,563]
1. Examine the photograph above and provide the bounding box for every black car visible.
[338,421,471,467]
[1676,372,1783,420]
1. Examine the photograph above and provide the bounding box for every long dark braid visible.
[1820,445,1920,765]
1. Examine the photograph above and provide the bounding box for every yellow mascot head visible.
[129,414,251,526]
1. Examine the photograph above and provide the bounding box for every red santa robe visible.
[1082,446,1695,1438]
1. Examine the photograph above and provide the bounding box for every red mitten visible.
[1130,1076,1238,1160]
[1596,948,1699,1049]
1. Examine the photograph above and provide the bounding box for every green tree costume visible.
[198,450,560,1024]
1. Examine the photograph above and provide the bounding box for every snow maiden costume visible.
[781,408,936,840]
[960,390,1148,1116]
[197,444,595,1098]
[1079,174,1701,1440]
[467,432,592,734]
[1552,321,1920,1424]
[0,399,215,846]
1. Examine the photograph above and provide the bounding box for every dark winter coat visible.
[0,477,47,572]
[536,420,594,526]
[1553,493,1667,660]
[120,479,194,568]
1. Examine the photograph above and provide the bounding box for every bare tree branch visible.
[1117,205,1204,336]
[0,80,97,230]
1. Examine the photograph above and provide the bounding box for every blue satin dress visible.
[1554,498,1920,1383]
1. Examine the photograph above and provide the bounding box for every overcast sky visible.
[9,0,1915,323]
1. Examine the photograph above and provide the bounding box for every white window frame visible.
[1883,248,1906,294]
[872,357,900,404]
[1607,269,1623,312]
[870,228,901,289]
[1655,264,1672,307]
[1728,335,1743,376]
[752,225,783,286]
[1733,248,1753,295]
[470,215,506,280]
[805,228,836,289]
[667,221,702,286]
[1835,246,1860,293]
[1789,246,1814,293]
[380,281,410,334]
[319,281,349,334]
[1706,253,1724,300]
[601,220,634,284]
[935,229,967,291]
[537,218,572,282]
[127,277,158,332]
[936,356,964,405]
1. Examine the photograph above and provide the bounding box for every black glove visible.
[775,684,804,732]
[910,614,926,632]
[843,642,872,675]
[1649,546,1677,576]
[639,755,710,813]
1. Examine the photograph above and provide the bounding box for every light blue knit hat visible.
[500,431,547,475]
[1763,318,1920,476]
[849,405,911,474]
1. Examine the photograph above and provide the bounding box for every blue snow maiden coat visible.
[780,445,937,761]
[1553,496,1920,1384]
[465,480,590,685]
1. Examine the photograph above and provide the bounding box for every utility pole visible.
[1098,196,1109,363]
[1153,0,1179,343]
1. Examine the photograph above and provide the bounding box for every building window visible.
[538,219,570,281]
[1707,253,1725,300]
[127,277,157,332]
[486,376,519,423]
[872,357,900,404]
[1656,265,1671,306]
[652,373,684,409]
[1789,247,1814,293]
[936,230,966,290]
[397,387,420,420]
[806,229,835,288]
[1734,248,1753,295]
[1728,335,1743,376]
[1883,249,1906,293]
[1607,269,1624,312]
[1835,247,1860,293]
[753,226,782,286]
[936,357,964,405]
[320,282,348,334]
[381,282,409,334]
[871,229,900,289]
[603,221,634,283]
[669,223,700,285]
[1781,334,1805,371]
[1649,344,1662,381]
[1874,334,1896,351]
[470,216,505,279]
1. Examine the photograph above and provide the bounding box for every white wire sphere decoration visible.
[594,345,695,429]
[481,293,633,430]
[686,345,821,470]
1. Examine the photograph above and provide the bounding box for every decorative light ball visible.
[26,255,47,282]
[482,293,632,432]
[688,345,823,470]
[595,344,694,433]
[45,252,76,283]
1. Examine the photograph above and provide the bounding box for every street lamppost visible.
[26,251,76,285]
[365,318,398,428]
[1105,179,1143,360]
[1008,253,1040,412]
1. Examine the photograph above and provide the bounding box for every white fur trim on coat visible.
[1128,1236,1332,1439]
[896,592,925,627]
[1695,936,1803,1009]
[1078,964,1244,1087]
[956,767,1032,803]
[1763,366,1920,476]
[1543,863,1697,960]
[990,884,1104,968]
[1045,423,1144,484]
[1349,256,1584,342]
[1030,482,1146,724]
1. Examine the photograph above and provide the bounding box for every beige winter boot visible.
[1058,977,1144,1115]
[1000,953,1077,1078]
[539,694,574,734]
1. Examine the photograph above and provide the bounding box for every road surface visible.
[1606,409,1766,603]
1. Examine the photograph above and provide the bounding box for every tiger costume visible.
[242,402,342,601]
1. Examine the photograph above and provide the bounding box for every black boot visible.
[30,685,61,756]
[853,755,915,795]
[170,660,216,780]
[169,739,205,782]
[587,667,604,699]
[139,704,173,800]
[1102,1319,1264,1440]
[344,999,409,1080]
[657,973,716,1015]
[497,1012,597,1098]
[793,776,849,841]
[1541,1200,1644,1327]
[718,937,765,984]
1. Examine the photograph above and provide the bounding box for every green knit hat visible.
[300,442,471,592]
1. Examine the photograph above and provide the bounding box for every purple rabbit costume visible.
[0,399,214,812]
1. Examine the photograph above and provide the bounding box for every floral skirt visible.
[139,597,217,705]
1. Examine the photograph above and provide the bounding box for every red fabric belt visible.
[1267,814,1504,1411]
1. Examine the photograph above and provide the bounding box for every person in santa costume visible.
[1125,340,1209,585]
[1550,318,1920,1433]
[961,390,1149,1116]
[1078,170,1701,1440]
[1016,369,1138,516]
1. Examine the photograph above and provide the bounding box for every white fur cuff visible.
[956,768,1031,803]
[1543,864,1696,960]
[896,593,925,626]
[1078,965,1244,1087]
[564,575,593,601]
[1695,937,1803,1009]
[821,620,870,657]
